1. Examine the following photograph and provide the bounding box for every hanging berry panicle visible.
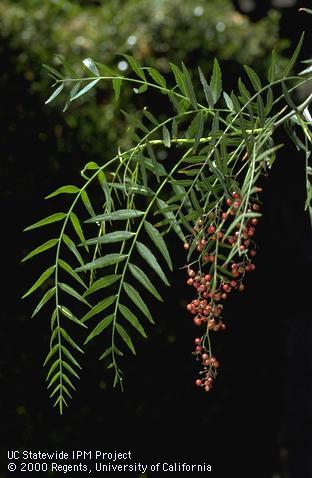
[184,189,262,392]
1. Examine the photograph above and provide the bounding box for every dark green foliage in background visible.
[0,0,289,164]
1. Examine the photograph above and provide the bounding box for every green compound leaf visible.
[83,275,121,297]
[84,230,135,245]
[59,283,91,307]
[31,286,56,318]
[61,385,73,399]
[144,221,172,271]
[265,87,274,116]
[182,63,198,108]
[136,241,170,286]
[47,371,61,389]
[198,66,214,108]
[60,328,84,353]
[62,360,80,379]
[81,296,116,323]
[62,234,84,266]
[238,78,251,103]
[128,263,163,301]
[84,314,114,344]
[45,185,80,199]
[133,83,148,95]
[22,265,55,299]
[223,91,234,110]
[53,395,67,413]
[118,304,147,338]
[188,112,205,153]
[156,198,185,242]
[95,62,118,77]
[146,67,167,89]
[83,161,100,171]
[281,82,299,112]
[45,84,64,105]
[50,310,58,331]
[81,190,95,217]
[43,64,64,80]
[143,107,158,126]
[58,259,87,289]
[162,125,171,148]
[63,82,81,112]
[75,254,127,272]
[120,54,146,81]
[99,347,112,361]
[106,182,151,196]
[170,62,187,96]
[62,373,76,390]
[210,58,222,105]
[113,78,122,101]
[59,305,88,328]
[243,65,262,92]
[82,57,100,76]
[43,343,59,367]
[51,393,68,413]
[86,209,144,223]
[24,213,66,231]
[34,48,305,414]
[115,346,124,357]
[61,345,81,369]
[46,359,60,380]
[50,387,61,401]
[70,78,100,102]
[50,324,60,346]
[123,282,154,323]
[283,32,304,77]
[70,212,88,250]
[116,323,136,355]
[99,344,124,361]
[22,238,58,262]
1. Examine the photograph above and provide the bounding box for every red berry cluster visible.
[183,189,262,392]
[194,337,219,392]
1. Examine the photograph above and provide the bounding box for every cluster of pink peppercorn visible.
[183,190,261,392]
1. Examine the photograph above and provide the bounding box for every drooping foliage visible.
[23,26,312,413]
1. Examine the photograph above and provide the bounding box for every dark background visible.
[1,1,312,477]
